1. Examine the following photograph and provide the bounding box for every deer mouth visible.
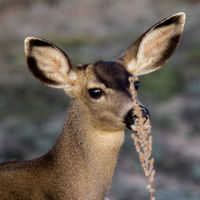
[124,109,137,130]
[124,107,150,130]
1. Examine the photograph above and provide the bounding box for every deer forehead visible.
[85,61,132,92]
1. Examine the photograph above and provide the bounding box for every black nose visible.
[124,107,150,130]
[140,106,150,119]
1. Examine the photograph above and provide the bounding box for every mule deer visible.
[0,13,185,200]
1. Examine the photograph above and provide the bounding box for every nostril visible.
[140,106,150,118]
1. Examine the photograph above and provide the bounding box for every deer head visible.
[25,13,185,133]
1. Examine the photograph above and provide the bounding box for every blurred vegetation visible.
[141,65,183,101]
[0,0,199,200]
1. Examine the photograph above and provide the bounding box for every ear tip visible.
[175,12,186,18]
[24,37,37,55]
[24,37,48,56]
[24,37,32,55]
[173,12,186,24]
[24,37,40,46]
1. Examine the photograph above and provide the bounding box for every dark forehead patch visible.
[93,61,132,92]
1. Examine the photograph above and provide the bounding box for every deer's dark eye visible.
[134,81,139,90]
[88,88,104,99]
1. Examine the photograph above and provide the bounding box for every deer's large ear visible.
[116,12,186,76]
[25,37,78,92]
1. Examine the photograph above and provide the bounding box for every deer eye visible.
[134,81,139,90]
[88,88,104,99]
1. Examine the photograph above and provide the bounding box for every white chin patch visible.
[130,124,137,131]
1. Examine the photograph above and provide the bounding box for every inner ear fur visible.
[25,37,77,88]
[116,12,186,76]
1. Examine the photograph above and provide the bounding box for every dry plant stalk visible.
[129,77,156,200]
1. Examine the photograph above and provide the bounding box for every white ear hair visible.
[116,12,186,76]
[25,37,77,90]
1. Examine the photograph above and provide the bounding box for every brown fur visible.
[0,13,185,200]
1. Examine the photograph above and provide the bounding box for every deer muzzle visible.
[124,106,150,130]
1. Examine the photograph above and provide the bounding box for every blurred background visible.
[0,0,199,199]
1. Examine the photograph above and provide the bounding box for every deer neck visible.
[49,99,124,198]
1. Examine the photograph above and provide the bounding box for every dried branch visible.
[129,77,156,200]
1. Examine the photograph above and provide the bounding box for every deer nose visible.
[124,106,150,130]
[140,105,150,119]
